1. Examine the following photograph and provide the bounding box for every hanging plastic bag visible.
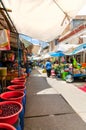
[0,29,10,50]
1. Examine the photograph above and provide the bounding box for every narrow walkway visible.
[24,69,86,130]
[38,68,86,122]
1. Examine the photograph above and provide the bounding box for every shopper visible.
[45,59,52,77]
[24,61,30,77]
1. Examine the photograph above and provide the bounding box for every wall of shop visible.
[49,40,57,52]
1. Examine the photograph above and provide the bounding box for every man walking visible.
[45,59,52,77]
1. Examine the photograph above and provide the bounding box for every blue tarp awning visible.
[71,43,86,55]
[49,51,65,57]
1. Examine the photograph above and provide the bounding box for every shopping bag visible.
[0,29,10,50]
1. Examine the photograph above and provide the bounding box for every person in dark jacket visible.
[24,61,30,77]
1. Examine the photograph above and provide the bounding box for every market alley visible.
[24,68,86,130]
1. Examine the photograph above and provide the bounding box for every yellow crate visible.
[0,67,7,76]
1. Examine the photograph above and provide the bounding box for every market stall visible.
[65,43,86,82]
[49,43,85,82]
[49,51,66,78]
[48,48,86,82]
[0,30,26,91]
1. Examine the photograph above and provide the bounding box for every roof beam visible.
[0,0,18,33]
[0,7,12,12]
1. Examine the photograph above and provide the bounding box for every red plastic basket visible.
[0,91,25,103]
[0,101,22,124]
[13,79,26,82]
[7,85,26,92]
[0,123,16,130]
[14,76,26,80]
[11,79,25,85]
[14,77,25,80]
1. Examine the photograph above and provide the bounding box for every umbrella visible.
[49,51,65,57]
[49,51,65,65]
[71,43,86,55]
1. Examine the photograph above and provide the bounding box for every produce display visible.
[0,103,20,117]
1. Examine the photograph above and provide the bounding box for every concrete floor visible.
[24,69,86,130]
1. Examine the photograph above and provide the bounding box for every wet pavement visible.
[24,69,86,130]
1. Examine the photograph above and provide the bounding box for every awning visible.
[19,36,32,48]
[49,51,65,57]
[31,56,42,60]
[2,0,86,42]
[42,53,52,59]
[57,43,78,52]
[71,43,86,55]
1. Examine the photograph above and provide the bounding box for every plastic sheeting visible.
[49,51,65,57]
[0,29,10,50]
[57,43,79,52]
[42,53,52,59]
[71,43,86,54]
[19,35,32,48]
[2,0,86,42]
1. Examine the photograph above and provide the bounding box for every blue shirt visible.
[45,61,52,70]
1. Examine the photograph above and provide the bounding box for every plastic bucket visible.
[7,85,26,92]
[14,75,26,79]
[0,123,16,130]
[0,91,25,104]
[12,79,26,82]
[0,101,22,124]
[14,76,26,80]
[11,80,25,85]
[7,85,26,109]
[13,77,26,81]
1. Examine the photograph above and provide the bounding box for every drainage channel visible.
[24,112,74,119]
